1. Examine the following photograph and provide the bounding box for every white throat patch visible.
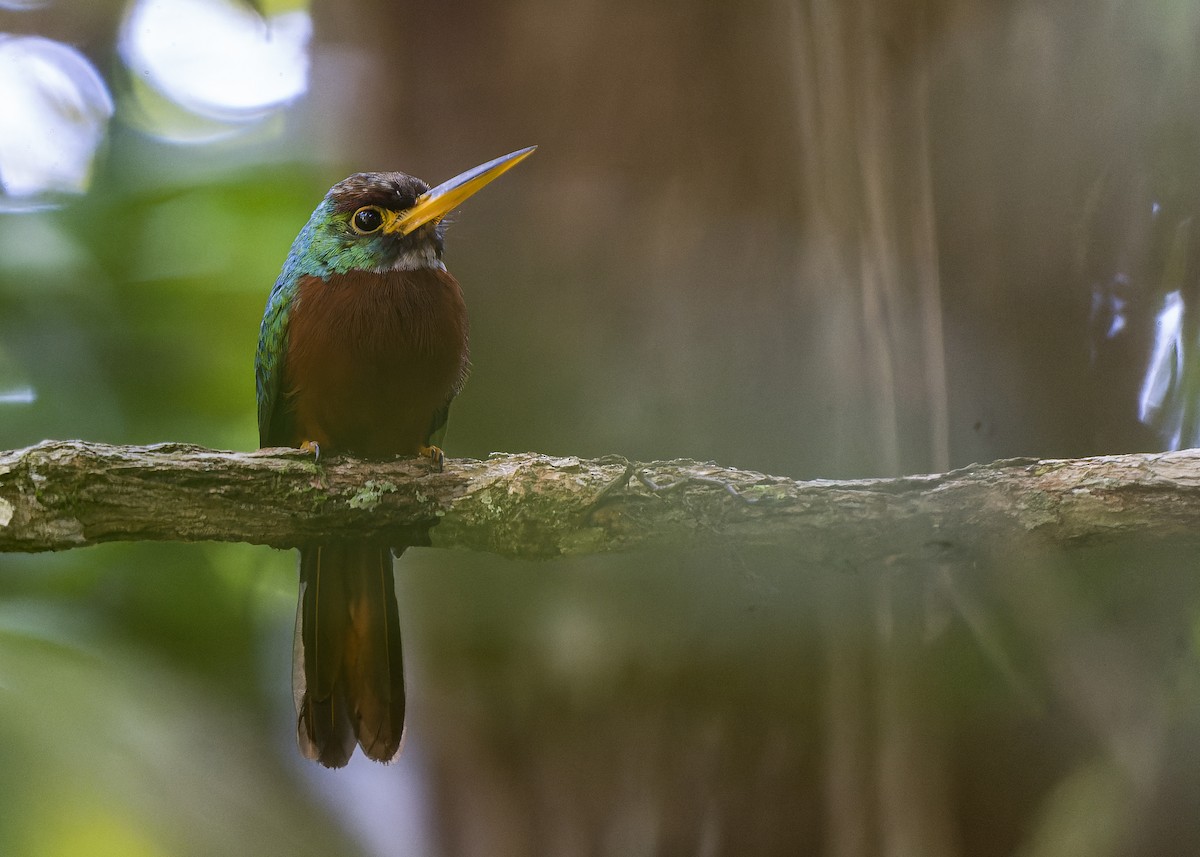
[377,243,446,272]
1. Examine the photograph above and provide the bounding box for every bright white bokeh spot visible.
[0,386,36,404]
[119,0,311,131]
[1139,290,1191,450]
[0,36,113,201]
[1139,290,1183,421]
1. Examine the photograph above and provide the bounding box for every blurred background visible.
[3,0,1200,854]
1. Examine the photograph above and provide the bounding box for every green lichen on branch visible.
[348,480,398,511]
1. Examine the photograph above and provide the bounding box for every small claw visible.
[299,440,321,462]
[419,444,445,471]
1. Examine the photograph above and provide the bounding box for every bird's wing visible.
[256,276,294,447]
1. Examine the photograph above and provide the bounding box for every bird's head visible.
[285,146,536,279]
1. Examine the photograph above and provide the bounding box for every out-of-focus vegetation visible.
[3,0,1200,855]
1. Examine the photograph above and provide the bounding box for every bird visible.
[255,146,536,767]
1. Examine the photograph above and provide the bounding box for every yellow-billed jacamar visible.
[255,146,535,767]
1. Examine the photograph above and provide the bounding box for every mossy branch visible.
[2,440,1200,560]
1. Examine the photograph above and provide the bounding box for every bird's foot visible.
[419,444,445,472]
[299,439,322,462]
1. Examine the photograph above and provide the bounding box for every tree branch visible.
[2,440,1199,560]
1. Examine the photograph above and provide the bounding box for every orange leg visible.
[418,444,444,471]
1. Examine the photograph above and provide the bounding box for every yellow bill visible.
[387,145,537,236]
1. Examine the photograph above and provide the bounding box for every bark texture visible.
[1,440,1199,560]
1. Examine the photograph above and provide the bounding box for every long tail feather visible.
[295,543,405,767]
[343,547,406,760]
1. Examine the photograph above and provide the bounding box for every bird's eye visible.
[351,206,385,234]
